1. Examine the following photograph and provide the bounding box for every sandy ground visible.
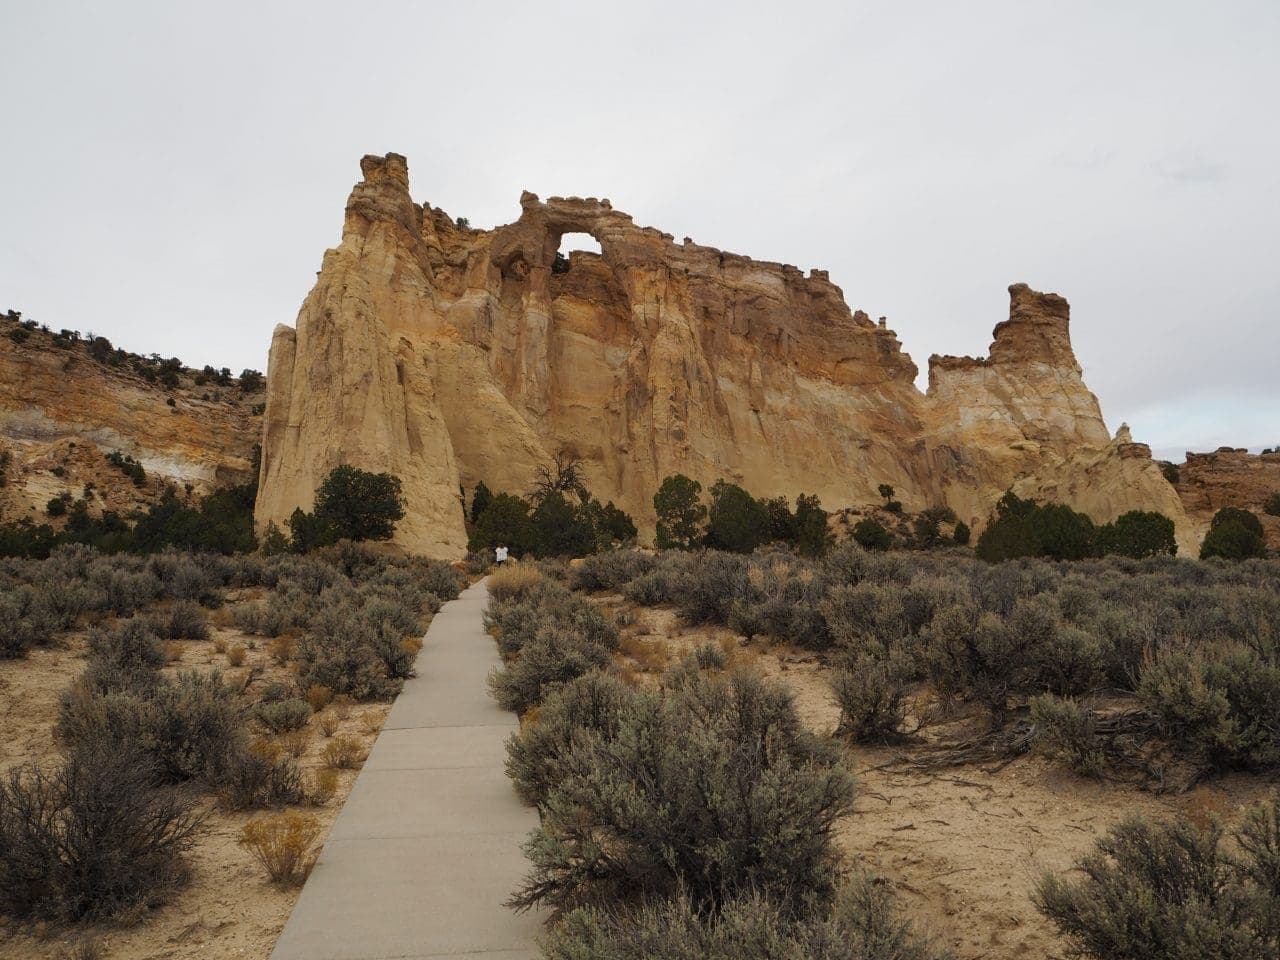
[606,598,1280,960]
[0,599,394,960]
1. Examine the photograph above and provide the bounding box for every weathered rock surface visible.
[1174,449,1280,548]
[255,153,1193,557]
[0,323,258,523]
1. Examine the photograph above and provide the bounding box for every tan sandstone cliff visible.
[255,153,1192,558]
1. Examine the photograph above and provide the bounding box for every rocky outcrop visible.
[0,323,259,523]
[255,153,1193,557]
[1174,449,1280,548]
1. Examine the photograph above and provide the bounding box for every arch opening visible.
[553,232,602,273]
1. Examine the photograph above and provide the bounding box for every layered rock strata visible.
[256,153,1191,557]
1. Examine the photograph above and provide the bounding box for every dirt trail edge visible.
[271,577,546,960]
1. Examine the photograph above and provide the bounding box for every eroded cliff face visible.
[0,324,259,523]
[255,153,1191,557]
[1174,449,1280,548]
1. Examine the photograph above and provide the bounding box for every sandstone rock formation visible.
[0,320,258,523]
[1174,448,1280,549]
[256,153,1192,557]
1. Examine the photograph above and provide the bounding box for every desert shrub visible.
[148,551,222,603]
[1034,797,1280,959]
[832,655,910,743]
[0,742,200,921]
[226,643,247,666]
[489,625,613,714]
[218,744,304,810]
[296,605,400,701]
[654,474,706,550]
[321,735,366,769]
[675,551,749,625]
[728,554,833,648]
[86,617,165,676]
[306,684,333,713]
[851,517,890,551]
[464,548,492,574]
[510,668,855,916]
[416,558,463,601]
[87,564,161,615]
[1201,507,1268,560]
[148,599,209,640]
[1029,694,1105,778]
[146,671,248,783]
[571,549,657,592]
[233,596,296,636]
[239,811,321,885]
[0,585,56,657]
[255,698,312,734]
[505,670,635,807]
[953,520,971,545]
[1265,493,1280,517]
[617,570,663,605]
[917,601,1036,722]
[542,876,943,960]
[1137,644,1280,771]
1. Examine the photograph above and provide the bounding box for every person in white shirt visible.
[495,545,509,566]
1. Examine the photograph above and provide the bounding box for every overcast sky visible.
[2,1,1276,461]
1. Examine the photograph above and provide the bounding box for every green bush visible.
[542,877,944,960]
[1201,507,1267,560]
[852,518,890,551]
[1095,510,1178,558]
[1265,493,1280,518]
[705,480,769,554]
[0,742,200,921]
[469,492,535,555]
[509,669,854,916]
[1035,797,1280,959]
[976,493,1096,562]
[289,466,405,550]
[654,474,706,550]
[953,520,971,545]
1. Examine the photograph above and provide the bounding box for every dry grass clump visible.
[239,811,321,886]
[276,728,311,759]
[306,683,333,713]
[225,643,247,667]
[317,712,340,737]
[321,735,366,770]
[487,563,545,603]
[618,633,671,672]
[305,769,339,806]
[268,634,296,666]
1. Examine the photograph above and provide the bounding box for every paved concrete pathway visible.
[272,577,546,960]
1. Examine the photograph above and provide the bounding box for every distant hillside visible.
[0,310,262,529]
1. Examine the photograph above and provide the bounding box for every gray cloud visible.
[1,0,1277,460]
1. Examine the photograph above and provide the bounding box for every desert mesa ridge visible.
[253,152,1192,558]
